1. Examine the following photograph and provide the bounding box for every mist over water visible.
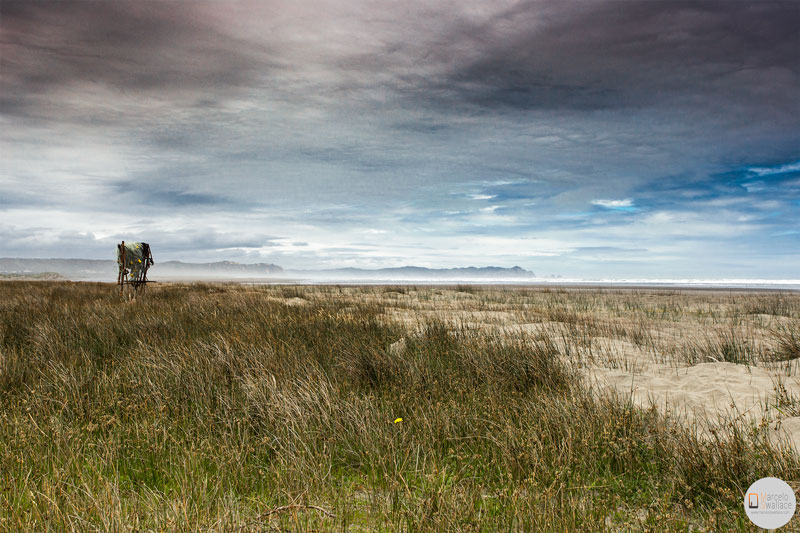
[3,257,798,289]
[251,278,800,290]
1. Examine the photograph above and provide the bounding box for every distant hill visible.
[153,261,283,278]
[293,265,536,280]
[0,258,534,282]
[0,258,115,280]
[0,258,283,281]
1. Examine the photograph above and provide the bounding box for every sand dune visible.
[588,361,800,449]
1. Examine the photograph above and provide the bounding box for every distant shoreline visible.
[5,277,798,292]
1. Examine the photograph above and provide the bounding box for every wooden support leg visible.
[119,241,126,296]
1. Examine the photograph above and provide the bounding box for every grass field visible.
[1,281,799,531]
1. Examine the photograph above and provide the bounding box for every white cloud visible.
[749,161,800,176]
[591,198,634,208]
[742,182,765,192]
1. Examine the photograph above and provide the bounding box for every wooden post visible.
[119,241,126,296]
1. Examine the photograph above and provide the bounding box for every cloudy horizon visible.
[1,1,799,278]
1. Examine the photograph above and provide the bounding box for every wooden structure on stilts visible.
[117,241,154,295]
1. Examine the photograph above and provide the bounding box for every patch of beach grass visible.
[1,282,798,530]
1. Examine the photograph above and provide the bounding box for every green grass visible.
[0,281,798,531]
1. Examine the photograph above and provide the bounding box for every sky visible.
[1,0,799,278]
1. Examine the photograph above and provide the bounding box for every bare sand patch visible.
[587,361,800,448]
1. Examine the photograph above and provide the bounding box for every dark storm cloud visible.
[3,1,798,131]
[429,1,799,114]
[0,2,268,99]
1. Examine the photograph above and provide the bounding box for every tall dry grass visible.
[1,281,798,531]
